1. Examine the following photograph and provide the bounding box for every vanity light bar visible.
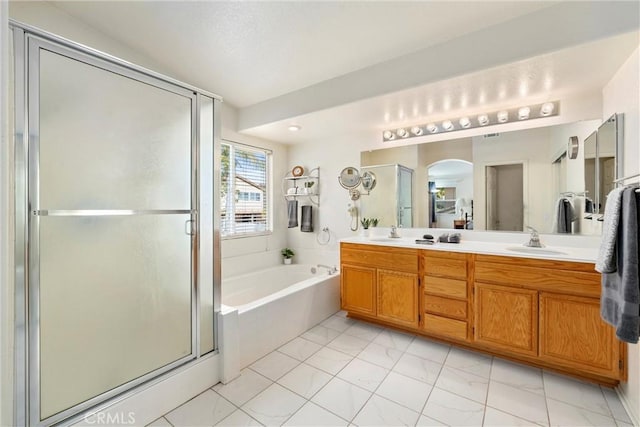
[382,101,559,142]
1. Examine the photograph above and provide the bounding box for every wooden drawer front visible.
[424,295,467,320]
[423,314,467,341]
[424,258,467,280]
[342,246,418,272]
[424,276,467,299]
[423,251,467,261]
[474,283,538,357]
[539,293,620,378]
[475,261,600,297]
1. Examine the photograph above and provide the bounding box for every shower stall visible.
[10,22,221,426]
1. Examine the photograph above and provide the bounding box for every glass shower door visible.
[30,40,196,423]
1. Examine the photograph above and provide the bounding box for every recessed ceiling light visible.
[442,120,454,131]
[477,114,489,126]
[426,123,438,133]
[518,107,531,120]
[459,117,471,128]
[288,125,301,132]
[497,111,508,123]
[540,102,555,116]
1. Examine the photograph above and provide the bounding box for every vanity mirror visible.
[360,119,612,235]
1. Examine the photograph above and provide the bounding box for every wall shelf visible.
[282,167,320,206]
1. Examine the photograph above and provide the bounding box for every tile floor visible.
[151,311,633,427]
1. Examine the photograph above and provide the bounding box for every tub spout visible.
[317,264,338,275]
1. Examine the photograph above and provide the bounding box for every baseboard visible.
[616,385,639,427]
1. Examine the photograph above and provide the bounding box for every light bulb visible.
[459,117,471,128]
[540,102,555,116]
[426,123,438,133]
[497,110,508,123]
[410,126,423,136]
[518,106,530,120]
[442,120,454,131]
[288,124,301,132]
[383,130,395,140]
[477,114,489,126]
[397,128,408,138]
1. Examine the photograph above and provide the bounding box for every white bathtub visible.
[219,264,340,373]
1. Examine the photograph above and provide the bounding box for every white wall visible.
[220,103,290,278]
[1,2,13,426]
[602,45,640,425]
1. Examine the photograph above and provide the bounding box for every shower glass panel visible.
[39,215,192,419]
[32,41,196,422]
[39,50,191,210]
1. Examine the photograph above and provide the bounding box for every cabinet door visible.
[540,293,620,378]
[474,283,538,357]
[377,269,419,328]
[341,264,376,316]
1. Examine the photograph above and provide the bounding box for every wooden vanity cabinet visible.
[340,244,625,384]
[340,243,419,328]
[474,254,623,380]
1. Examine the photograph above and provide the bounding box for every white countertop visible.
[341,236,598,264]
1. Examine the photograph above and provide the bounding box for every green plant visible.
[304,181,315,188]
[360,217,379,229]
[281,248,295,259]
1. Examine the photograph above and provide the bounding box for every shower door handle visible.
[185,219,195,235]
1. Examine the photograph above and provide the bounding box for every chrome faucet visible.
[317,264,338,275]
[524,226,544,248]
[389,225,401,238]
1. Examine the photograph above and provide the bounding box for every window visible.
[221,142,271,237]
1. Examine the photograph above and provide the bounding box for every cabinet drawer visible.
[424,276,467,299]
[423,314,467,341]
[341,245,418,272]
[423,257,467,280]
[424,295,467,320]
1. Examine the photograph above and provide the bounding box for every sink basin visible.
[506,246,568,256]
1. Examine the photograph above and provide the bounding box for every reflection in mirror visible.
[597,114,623,213]
[360,120,603,235]
[359,164,413,228]
[427,160,473,229]
[584,131,597,212]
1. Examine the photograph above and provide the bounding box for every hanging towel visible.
[287,200,298,228]
[600,188,640,343]
[301,205,313,232]
[585,197,594,214]
[554,197,572,233]
[596,187,626,273]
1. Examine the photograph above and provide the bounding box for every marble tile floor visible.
[151,312,633,427]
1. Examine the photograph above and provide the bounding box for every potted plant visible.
[281,248,295,265]
[360,217,379,237]
[303,181,315,194]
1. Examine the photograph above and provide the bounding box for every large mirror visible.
[360,119,614,235]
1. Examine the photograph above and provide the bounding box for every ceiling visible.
[42,1,640,144]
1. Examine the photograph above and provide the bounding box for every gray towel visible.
[555,198,572,233]
[600,188,640,343]
[596,187,626,273]
[287,200,298,228]
[301,205,313,232]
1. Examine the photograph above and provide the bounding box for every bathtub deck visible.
[153,311,631,427]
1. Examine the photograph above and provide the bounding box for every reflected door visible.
[30,41,196,423]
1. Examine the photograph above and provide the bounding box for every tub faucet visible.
[317,264,338,275]
[389,225,401,238]
[524,226,544,248]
